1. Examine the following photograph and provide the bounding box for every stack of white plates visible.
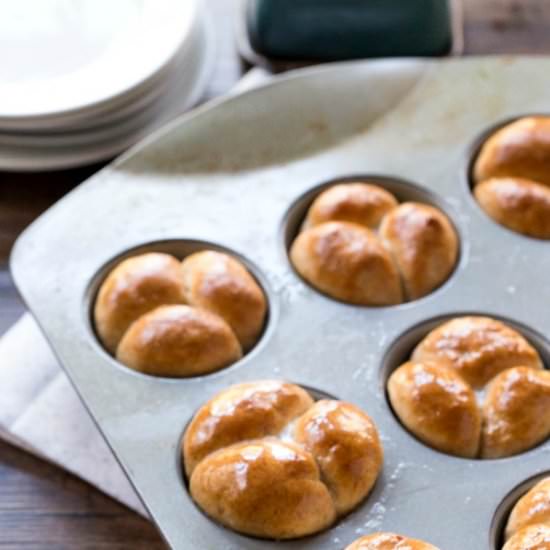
[0,0,214,171]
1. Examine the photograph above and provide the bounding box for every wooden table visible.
[1,1,550,547]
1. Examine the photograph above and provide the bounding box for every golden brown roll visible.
[183,381,383,539]
[290,221,403,306]
[474,116,550,187]
[503,524,550,550]
[180,250,267,350]
[116,305,242,377]
[482,367,550,459]
[411,316,543,389]
[379,202,458,300]
[387,361,481,458]
[293,400,383,515]
[303,182,398,230]
[345,532,440,549]
[183,380,313,476]
[474,177,550,239]
[505,477,550,540]
[94,253,186,353]
[189,438,336,539]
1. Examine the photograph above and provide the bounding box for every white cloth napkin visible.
[0,68,271,516]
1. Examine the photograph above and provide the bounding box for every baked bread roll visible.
[379,202,458,300]
[474,178,550,239]
[389,316,547,459]
[290,182,458,305]
[116,305,242,377]
[482,367,550,458]
[387,361,481,458]
[94,253,186,353]
[303,182,398,230]
[290,221,403,306]
[180,250,267,350]
[183,380,383,539]
[505,477,550,540]
[411,316,543,389]
[474,116,550,187]
[345,532,440,549]
[503,524,550,550]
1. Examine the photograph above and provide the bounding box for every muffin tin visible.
[10,57,550,549]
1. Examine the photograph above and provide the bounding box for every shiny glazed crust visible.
[304,182,398,230]
[183,380,383,539]
[116,305,242,377]
[474,117,550,186]
[389,316,547,459]
[379,202,458,300]
[180,250,267,350]
[474,178,550,239]
[290,182,458,305]
[505,478,550,540]
[94,250,266,376]
[503,524,550,550]
[345,532,440,549]
[412,316,542,389]
[290,221,403,306]
[94,253,186,353]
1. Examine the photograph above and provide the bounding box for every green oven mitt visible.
[247,0,453,60]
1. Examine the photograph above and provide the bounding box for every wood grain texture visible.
[1,0,550,547]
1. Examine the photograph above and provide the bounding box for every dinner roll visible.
[474,116,550,187]
[116,305,242,377]
[379,202,458,300]
[345,532,440,549]
[293,400,383,515]
[303,182,398,230]
[505,477,550,540]
[387,361,481,458]
[412,316,543,389]
[474,178,550,239]
[181,250,267,350]
[290,221,403,306]
[503,524,550,550]
[94,253,185,353]
[183,381,383,539]
[482,368,550,458]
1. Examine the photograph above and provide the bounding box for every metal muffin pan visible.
[10,57,550,549]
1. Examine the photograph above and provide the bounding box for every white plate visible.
[0,9,215,171]
[0,0,196,123]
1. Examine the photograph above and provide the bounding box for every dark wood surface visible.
[1,1,550,547]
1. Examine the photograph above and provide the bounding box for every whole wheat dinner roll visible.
[503,524,550,550]
[345,532,440,549]
[387,361,481,458]
[389,316,547,459]
[482,367,550,458]
[94,253,186,353]
[183,380,383,539]
[505,477,550,541]
[180,250,266,350]
[412,316,543,389]
[303,182,398,230]
[474,178,550,239]
[116,305,241,377]
[379,202,458,300]
[474,116,550,187]
[290,182,458,305]
[290,221,403,306]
